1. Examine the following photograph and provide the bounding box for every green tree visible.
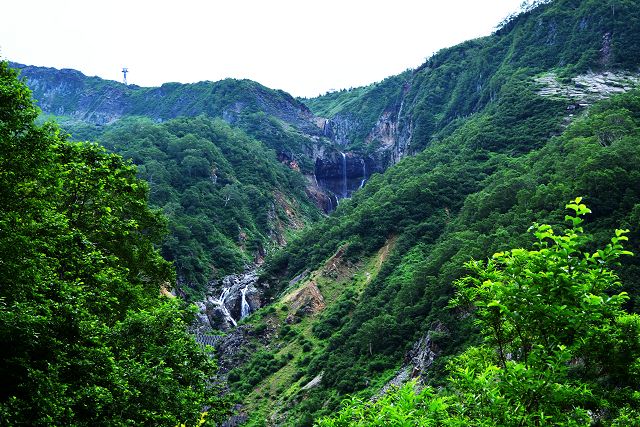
[0,61,228,425]
[446,198,640,424]
[454,198,637,374]
[318,199,640,426]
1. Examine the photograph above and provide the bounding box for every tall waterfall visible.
[240,286,251,319]
[359,158,367,189]
[341,152,347,198]
[211,287,237,327]
[323,119,331,137]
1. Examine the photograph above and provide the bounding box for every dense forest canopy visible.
[97,115,321,296]
[0,61,229,425]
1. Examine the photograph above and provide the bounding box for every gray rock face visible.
[374,323,448,400]
[215,326,254,373]
[405,326,442,376]
[535,71,640,106]
[193,270,262,331]
[314,152,378,203]
[300,373,323,391]
[323,113,365,146]
[322,82,413,168]
[213,322,279,427]
[366,100,413,166]
[214,321,279,374]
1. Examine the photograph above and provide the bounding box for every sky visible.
[1,0,525,98]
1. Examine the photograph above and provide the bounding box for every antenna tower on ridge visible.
[122,67,128,85]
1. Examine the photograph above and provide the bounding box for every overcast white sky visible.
[1,0,525,97]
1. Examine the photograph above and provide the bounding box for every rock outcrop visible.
[374,323,448,399]
[535,71,640,106]
[193,270,262,331]
[404,324,446,378]
[282,281,326,324]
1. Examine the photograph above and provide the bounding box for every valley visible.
[3,0,640,425]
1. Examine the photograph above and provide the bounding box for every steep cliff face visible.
[314,152,377,201]
[319,84,412,171]
[364,82,413,167]
[321,112,364,146]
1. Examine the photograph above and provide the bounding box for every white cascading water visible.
[327,195,334,211]
[341,152,347,198]
[240,286,251,319]
[359,158,367,189]
[210,287,237,327]
[323,119,331,137]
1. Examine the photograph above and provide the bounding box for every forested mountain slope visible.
[306,0,640,162]
[219,0,640,424]
[11,64,330,295]
[236,88,640,425]
[97,116,322,296]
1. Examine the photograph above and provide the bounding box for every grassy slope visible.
[230,238,398,425]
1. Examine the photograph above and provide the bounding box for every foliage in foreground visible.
[317,200,640,426]
[0,61,228,425]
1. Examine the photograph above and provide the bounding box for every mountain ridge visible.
[10,61,317,131]
[11,61,387,210]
